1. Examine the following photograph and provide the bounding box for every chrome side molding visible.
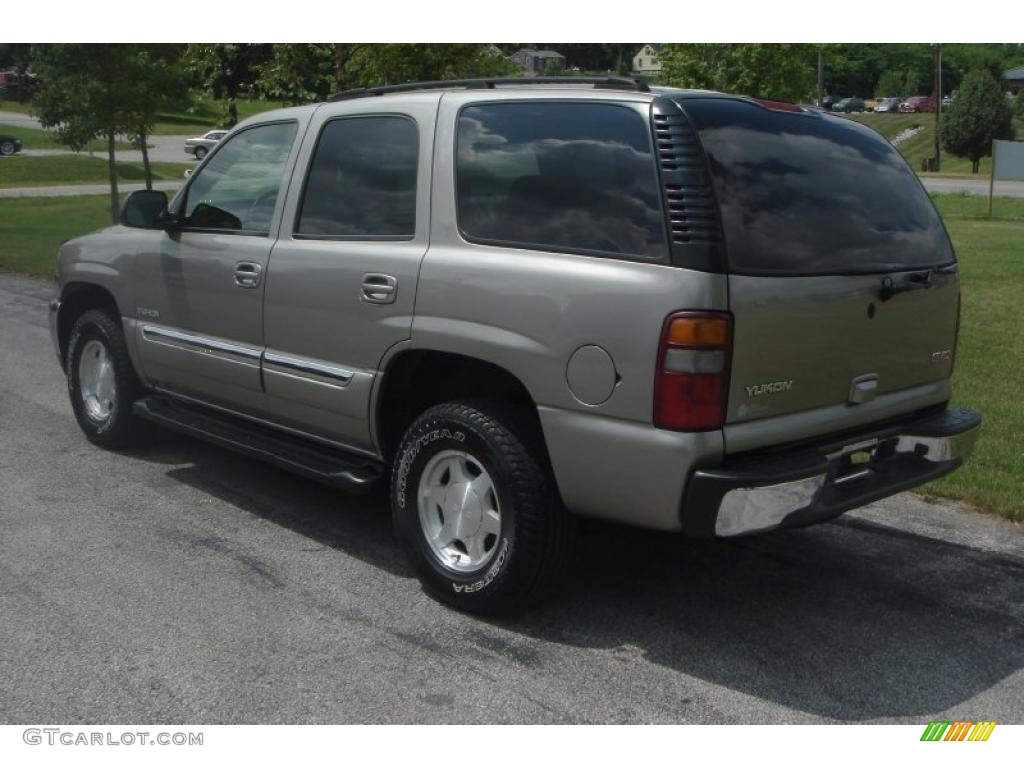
[140,324,262,362]
[263,350,354,385]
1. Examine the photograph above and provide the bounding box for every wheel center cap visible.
[447,481,483,537]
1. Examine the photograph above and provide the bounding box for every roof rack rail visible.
[329,76,651,102]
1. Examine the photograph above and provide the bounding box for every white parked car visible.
[183,129,227,160]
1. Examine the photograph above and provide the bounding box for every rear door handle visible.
[361,273,397,304]
[234,261,262,288]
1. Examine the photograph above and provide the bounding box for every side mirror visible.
[120,190,172,229]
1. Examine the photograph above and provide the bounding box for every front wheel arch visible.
[57,282,121,372]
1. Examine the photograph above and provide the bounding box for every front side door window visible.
[182,121,298,234]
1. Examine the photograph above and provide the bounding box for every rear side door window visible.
[455,101,667,261]
[181,121,298,234]
[295,116,418,239]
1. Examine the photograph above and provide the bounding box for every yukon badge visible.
[746,380,793,397]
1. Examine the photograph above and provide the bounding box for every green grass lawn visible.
[2,97,284,136]
[0,99,35,114]
[0,155,190,188]
[843,112,1024,177]
[0,191,1021,521]
[924,193,1024,521]
[151,98,284,135]
[0,122,135,151]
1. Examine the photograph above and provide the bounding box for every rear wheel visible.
[67,309,150,449]
[194,146,207,160]
[0,141,15,156]
[391,401,573,614]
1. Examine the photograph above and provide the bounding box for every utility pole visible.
[933,43,942,173]
[817,49,824,107]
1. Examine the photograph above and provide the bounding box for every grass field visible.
[0,122,135,151]
[1,97,284,136]
[842,112,1024,177]
[0,155,191,188]
[0,192,1021,521]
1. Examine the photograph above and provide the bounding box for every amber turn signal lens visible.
[666,316,730,348]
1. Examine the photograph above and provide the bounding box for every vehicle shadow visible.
[128,430,1024,721]
[500,516,1024,721]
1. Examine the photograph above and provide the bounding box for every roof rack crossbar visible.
[329,76,650,102]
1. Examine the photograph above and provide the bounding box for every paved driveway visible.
[0,274,1021,724]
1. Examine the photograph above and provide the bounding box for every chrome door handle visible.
[234,261,262,288]
[361,273,397,304]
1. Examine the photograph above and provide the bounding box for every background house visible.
[632,44,662,75]
[511,49,566,76]
[1005,66,1024,95]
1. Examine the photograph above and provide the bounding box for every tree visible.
[345,44,520,89]
[32,45,139,223]
[941,69,1015,173]
[257,44,336,103]
[123,46,188,190]
[183,44,272,127]
[875,69,907,97]
[660,44,815,102]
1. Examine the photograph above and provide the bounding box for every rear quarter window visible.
[682,98,954,276]
[456,101,667,261]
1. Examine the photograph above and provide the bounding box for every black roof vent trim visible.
[651,97,726,273]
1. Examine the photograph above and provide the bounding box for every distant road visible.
[920,176,1024,198]
[0,181,181,199]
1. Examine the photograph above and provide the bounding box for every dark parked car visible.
[0,133,23,156]
[833,97,866,113]
[900,96,935,113]
[819,94,841,111]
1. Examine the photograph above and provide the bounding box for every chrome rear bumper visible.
[682,407,981,537]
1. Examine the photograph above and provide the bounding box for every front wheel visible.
[67,309,150,449]
[0,141,15,156]
[391,401,573,614]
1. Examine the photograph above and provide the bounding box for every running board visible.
[133,395,384,493]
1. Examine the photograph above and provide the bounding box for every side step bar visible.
[133,395,384,493]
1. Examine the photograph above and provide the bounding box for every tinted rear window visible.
[456,102,666,261]
[682,99,954,275]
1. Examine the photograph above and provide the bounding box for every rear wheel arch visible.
[374,350,546,463]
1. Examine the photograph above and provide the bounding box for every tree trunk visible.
[139,129,152,191]
[333,44,361,93]
[107,130,119,224]
[227,98,239,128]
[972,158,980,174]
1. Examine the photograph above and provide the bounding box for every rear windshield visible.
[682,98,954,276]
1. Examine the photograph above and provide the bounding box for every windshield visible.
[681,98,954,276]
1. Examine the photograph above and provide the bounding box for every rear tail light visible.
[654,311,732,431]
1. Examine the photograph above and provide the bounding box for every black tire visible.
[194,146,207,160]
[0,141,14,156]
[66,308,150,449]
[391,401,573,615]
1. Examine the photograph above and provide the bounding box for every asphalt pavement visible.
[0,273,1021,724]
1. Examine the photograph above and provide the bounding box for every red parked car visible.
[899,96,935,113]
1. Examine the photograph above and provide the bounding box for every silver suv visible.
[49,77,981,614]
